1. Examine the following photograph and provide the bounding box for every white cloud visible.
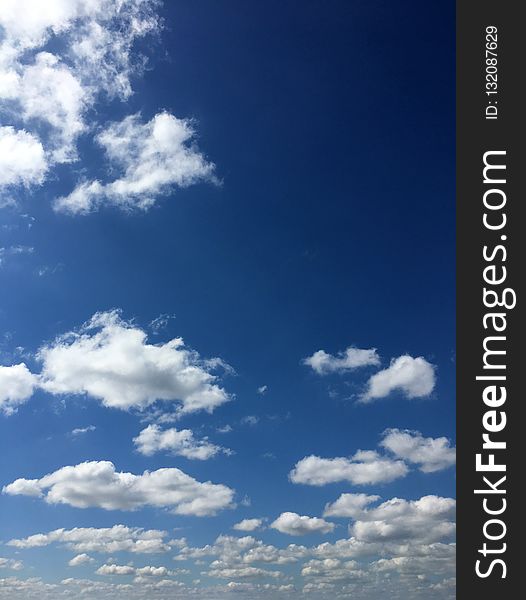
[0,126,47,187]
[11,52,87,162]
[303,346,380,375]
[70,425,96,436]
[3,460,235,516]
[270,513,335,536]
[96,564,135,576]
[233,519,264,532]
[37,310,231,415]
[361,355,436,402]
[257,385,268,395]
[96,563,171,577]
[133,424,229,460]
[323,494,381,518]
[289,451,408,486]
[8,525,171,554]
[208,564,284,580]
[0,362,38,415]
[0,0,160,168]
[348,495,456,544]
[241,416,259,426]
[380,429,456,473]
[68,553,94,566]
[54,112,216,214]
[217,424,233,434]
[0,557,23,570]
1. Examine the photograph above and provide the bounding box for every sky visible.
[0,1,455,598]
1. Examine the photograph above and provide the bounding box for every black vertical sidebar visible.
[457,1,523,598]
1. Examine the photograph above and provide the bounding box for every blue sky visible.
[0,1,455,598]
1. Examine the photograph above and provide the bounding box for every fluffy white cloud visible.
[0,362,38,415]
[380,429,456,473]
[133,424,228,460]
[96,564,135,576]
[96,563,171,577]
[37,310,231,414]
[233,519,264,532]
[323,494,381,518]
[361,355,436,402]
[0,0,160,167]
[0,126,47,187]
[270,513,335,536]
[3,460,235,516]
[348,495,456,544]
[54,112,216,213]
[10,52,87,162]
[8,525,171,554]
[289,451,408,486]
[68,553,94,566]
[303,347,380,375]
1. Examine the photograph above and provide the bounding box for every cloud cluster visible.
[96,564,172,577]
[303,347,380,375]
[0,311,233,417]
[3,460,235,516]
[361,355,436,402]
[290,428,454,487]
[270,513,335,537]
[349,495,456,544]
[324,493,455,544]
[8,525,171,554]
[0,557,23,570]
[0,0,160,185]
[133,424,229,460]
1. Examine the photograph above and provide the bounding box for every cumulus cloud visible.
[0,126,47,187]
[323,494,381,518]
[348,495,456,544]
[3,460,235,516]
[8,525,171,554]
[361,355,436,402]
[54,112,216,214]
[68,553,94,566]
[37,310,231,415]
[96,563,172,577]
[233,519,264,532]
[0,0,160,167]
[0,362,38,415]
[380,429,456,473]
[303,346,380,375]
[270,513,335,536]
[289,451,408,486]
[96,564,135,576]
[320,492,456,545]
[133,424,229,460]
